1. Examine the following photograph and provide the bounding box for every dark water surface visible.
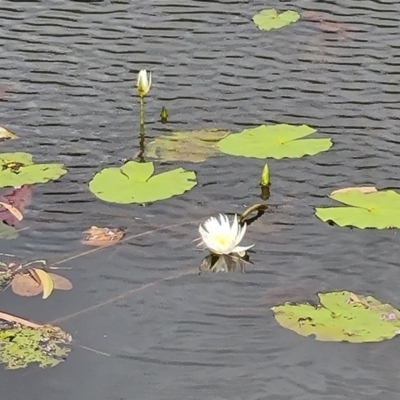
[1,0,400,399]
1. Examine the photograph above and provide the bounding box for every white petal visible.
[231,214,239,239]
[232,244,254,253]
[235,222,247,246]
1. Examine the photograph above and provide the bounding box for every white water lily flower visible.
[137,69,152,97]
[199,214,254,255]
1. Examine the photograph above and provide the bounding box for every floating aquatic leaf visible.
[253,9,300,31]
[0,222,18,240]
[330,186,377,195]
[89,161,197,204]
[0,202,22,221]
[315,189,400,229]
[11,273,42,297]
[218,124,332,159]
[11,270,72,297]
[81,226,125,246]
[0,152,67,188]
[31,268,54,299]
[146,129,230,163]
[272,291,400,343]
[0,127,17,141]
[0,322,71,369]
[48,273,73,291]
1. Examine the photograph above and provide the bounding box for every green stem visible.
[138,96,146,162]
[140,97,145,128]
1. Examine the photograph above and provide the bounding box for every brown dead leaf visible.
[48,273,73,291]
[331,186,378,195]
[0,201,23,221]
[81,226,124,246]
[11,273,42,297]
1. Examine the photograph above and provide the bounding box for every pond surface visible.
[1,0,400,399]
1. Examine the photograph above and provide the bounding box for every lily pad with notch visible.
[272,290,400,343]
[0,152,67,188]
[218,124,332,159]
[315,188,400,229]
[89,161,197,204]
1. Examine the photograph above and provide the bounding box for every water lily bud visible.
[260,162,270,186]
[137,69,152,98]
[160,106,168,123]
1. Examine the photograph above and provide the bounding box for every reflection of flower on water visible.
[197,213,254,273]
[199,253,251,273]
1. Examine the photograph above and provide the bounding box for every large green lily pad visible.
[253,9,300,31]
[0,323,71,369]
[315,189,400,229]
[272,291,400,343]
[217,124,332,159]
[89,161,197,204]
[0,153,67,187]
[145,128,230,163]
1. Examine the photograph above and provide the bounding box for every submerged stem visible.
[238,203,268,224]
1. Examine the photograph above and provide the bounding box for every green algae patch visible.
[0,322,72,369]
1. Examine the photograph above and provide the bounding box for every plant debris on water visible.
[145,128,230,163]
[0,259,72,299]
[81,226,125,246]
[0,320,72,369]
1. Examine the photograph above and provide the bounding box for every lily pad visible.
[253,9,300,31]
[0,322,71,369]
[145,129,230,163]
[0,222,18,239]
[272,291,400,343]
[89,161,197,204]
[218,124,332,159]
[0,152,67,188]
[315,189,400,229]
